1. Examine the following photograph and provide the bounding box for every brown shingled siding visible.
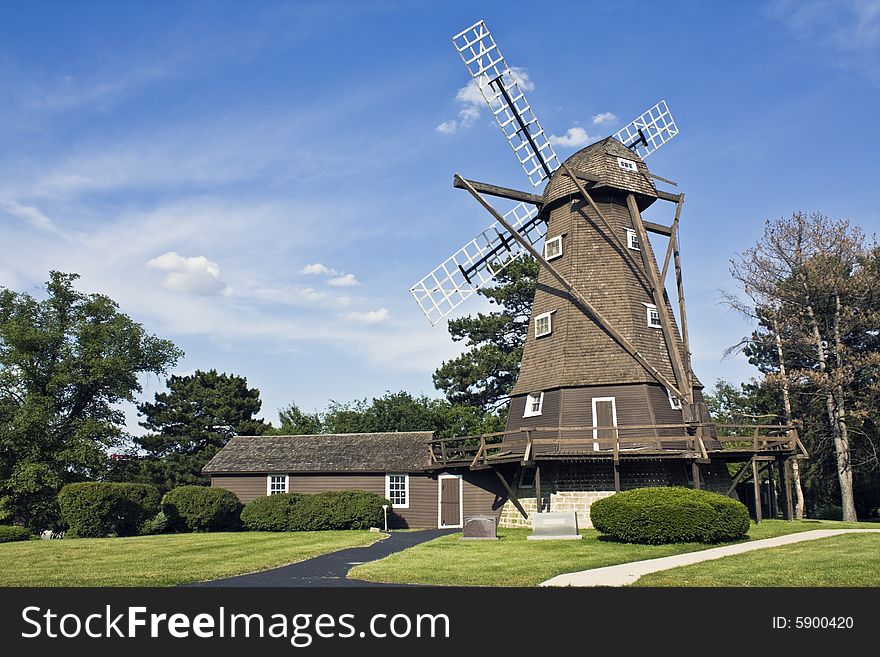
[211,471,506,529]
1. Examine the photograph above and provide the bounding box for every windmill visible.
[410,21,802,521]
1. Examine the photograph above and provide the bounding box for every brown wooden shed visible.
[203,432,507,529]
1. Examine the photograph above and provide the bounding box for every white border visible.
[617,156,638,172]
[626,228,640,251]
[437,474,463,528]
[385,473,409,509]
[534,311,553,338]
[544,235,563,261]
[668,389,683,410]
[266,474,289,495]
[523,391,544,417]
[644,303,661,328]
[591,397,618,452]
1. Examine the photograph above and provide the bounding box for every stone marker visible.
[527,511,582,540]
[461,515,498,540]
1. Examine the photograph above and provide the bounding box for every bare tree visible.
[727,212,875,522]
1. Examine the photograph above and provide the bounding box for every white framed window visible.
[523,392,544,418]
[267,475,288,495]
[534,311,553,338]
[626,228,640,251]
[544,235,563,260]
[668,389,683,410]
[645,303,662,328]
[385,474,409,508]
[617,157,638,172]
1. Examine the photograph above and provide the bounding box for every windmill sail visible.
[453,20,560,186]
[613,100,679,159]
[410,201,544,325]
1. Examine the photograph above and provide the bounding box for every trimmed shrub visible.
[57,482,161,538]
[162,486,242,532]
[240,493,304,531]
[0,525,31,543]
[590,487,750,545]
[139,512,170,536]
[240,490,388,532]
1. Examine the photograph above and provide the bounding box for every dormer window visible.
[617,157,638,172]
[668,389,683,410]
[644,303,662,328]
[523,392,544,418]
[535,311,553,338]
[544,235,563,261]
[626,228,640,251]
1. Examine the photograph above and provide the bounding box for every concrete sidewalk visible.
[540,529,880,587]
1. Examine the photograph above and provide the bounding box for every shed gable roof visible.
[202,432,434,474]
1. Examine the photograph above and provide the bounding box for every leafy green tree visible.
[0,272,181,529]
[433,256,537,412]
[274,391,503,438]
[131,370,270,489]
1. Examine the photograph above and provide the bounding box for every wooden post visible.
[726,457,754,497]
[660,193,684,284]
[752,458,763,524]
[535,464,542,514]
[671,223,694,395]
[767,461,776,518]
[779,457,794,521]
[691,461,701,490]
[626,193,691,413]
[493,468,528,520]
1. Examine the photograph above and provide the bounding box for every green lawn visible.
[348,520,865,587]
[0,531,383,586]
[633,532,880,586]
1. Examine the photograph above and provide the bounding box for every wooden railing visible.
[427,422,803,468]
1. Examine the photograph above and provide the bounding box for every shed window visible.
[626,228,640,251]
[535,311,553,338]
[268,475,288,495]
[523,392,544,418]
[544,235,563,260]
[617,157,638,172]
[386,474,409,508]
[668,389,683,410]
[645,304,662,328]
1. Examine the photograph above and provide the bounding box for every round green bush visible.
[240,490,388,532]
[162,486,242,532]
[57,482,161,538]
[240,493,304,531]
[590,487,750,545]
[0,525,31,543]
[139,512,170,536]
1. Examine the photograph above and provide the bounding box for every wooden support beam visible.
[493,468,528,520]
[691,461,701,490]
[456,174,685,401]
[535,464,542,514]
[752,458,763,524]
[672,221,694,397]
[453,176,544,207]
[649,172,678,187]
[560,163,651,290]
[726,457,754,497]
[660,193,684,285]
[613,461,621,492]
[626,193,691,410]
[778,457,794,521]
[643,220,673,237]
[656,189,682,203]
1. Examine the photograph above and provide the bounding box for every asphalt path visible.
[188,529,457,587]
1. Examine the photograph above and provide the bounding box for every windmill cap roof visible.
[544,136,658,204]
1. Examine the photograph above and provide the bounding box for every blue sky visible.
[1,0,878,433]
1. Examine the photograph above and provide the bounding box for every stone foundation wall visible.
[499,490,616,529]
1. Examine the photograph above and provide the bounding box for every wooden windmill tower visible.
[411,21,802,521]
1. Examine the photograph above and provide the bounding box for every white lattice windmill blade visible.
[613,99,680,159]
[410,202,544,325]
[452,20,560,187]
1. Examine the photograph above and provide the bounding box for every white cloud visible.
[437,67,535,134]
[328,273,359,287]
[301,262,337,276]
[146,251,225,295]
[344,308,390,323]
[548,126,595,148]
[592,112,618,126]
[0,199,61,234]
